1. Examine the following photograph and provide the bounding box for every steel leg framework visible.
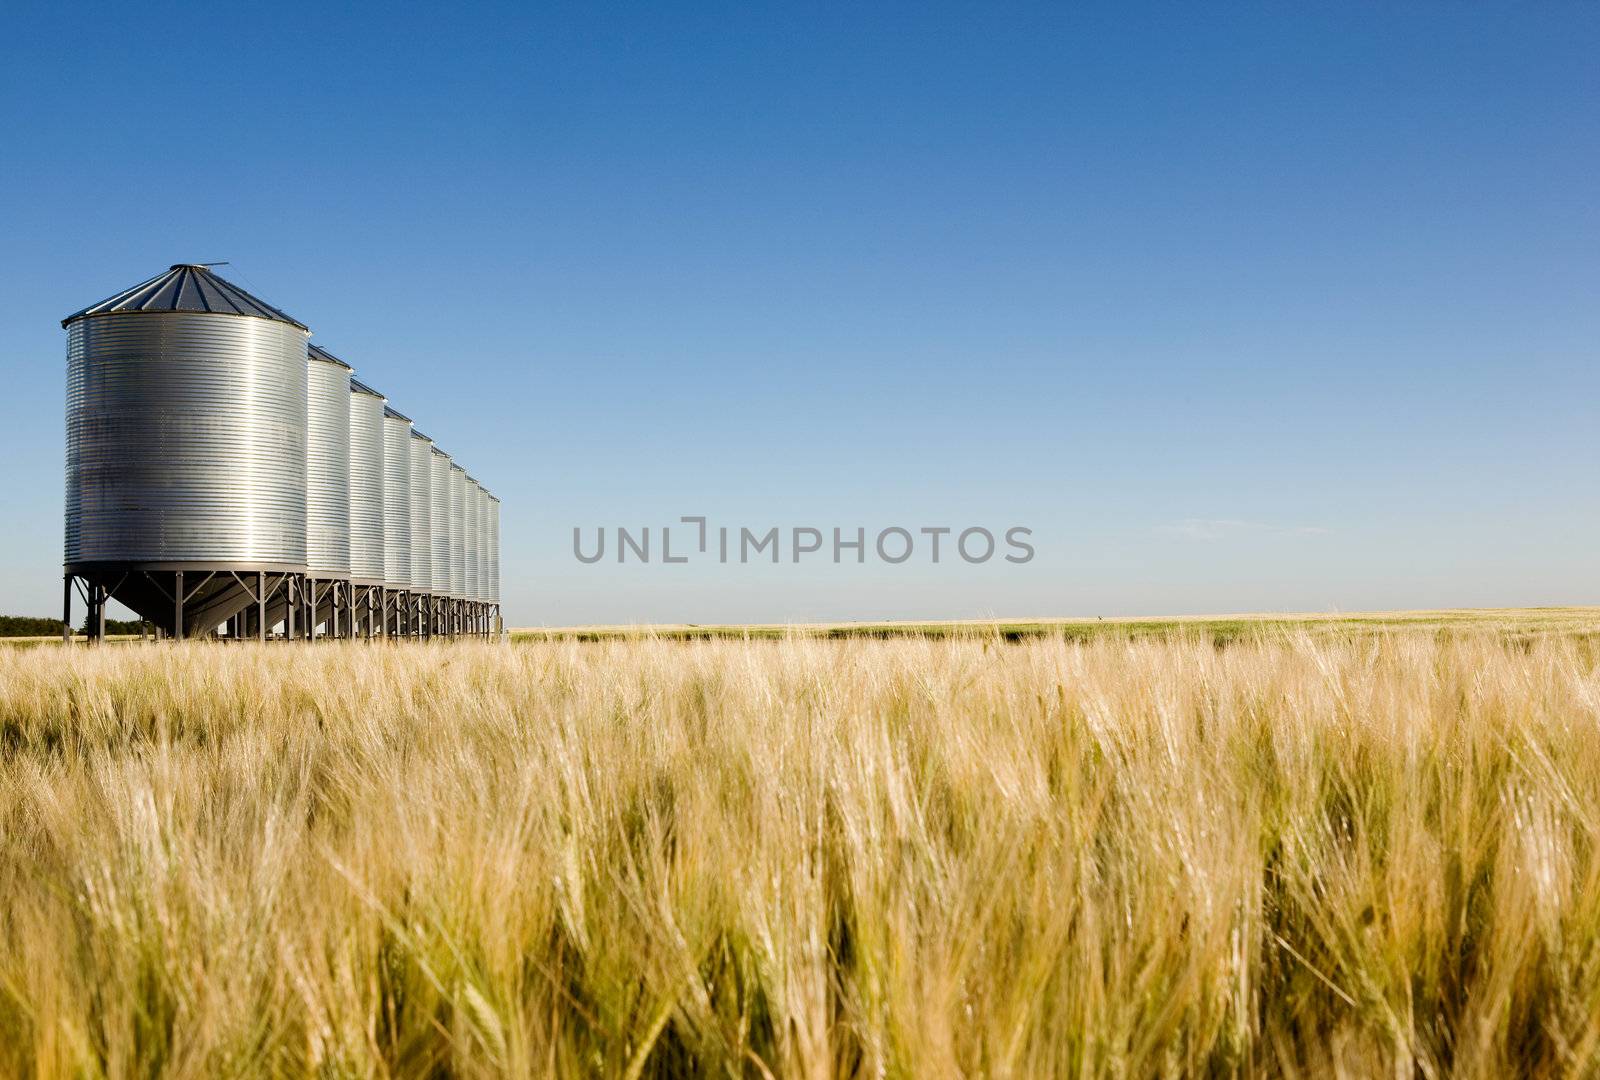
[63,564,501,643]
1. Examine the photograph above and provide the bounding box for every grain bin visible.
[63,264,310,638]
[382,405,412,590]
[473,483,491,604]
[409,430,433,594]
[464,474,481,603]
[448,463,467,598]
[347,380,386,584]
[306,345,352,579]
[488,494,500,607]
[430,447,453,599]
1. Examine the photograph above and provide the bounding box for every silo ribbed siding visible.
[430,449,453,596]
[448,465,467,597]
[347,383,386,581]
[464,477,480,601]
[488,497,500,604]
[382,408,412,588]
[306,348,352,576]
[475,485,491,603]
[409,433,433,592]
[66,312,309,566]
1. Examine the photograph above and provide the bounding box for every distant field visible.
[10,607,1597,647]
[2,621,1599,1075]
[513,606,1600,642]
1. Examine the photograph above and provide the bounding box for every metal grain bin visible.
[348,379,386,582]
[408,430,433,592]
[474,484,491,602]
[306,345,352,577]
[463,474,480,602]
[382,405,412,588]
[430,447,453,596]
[448,463,467,597]
[488,495,500,605]
[64,264,310,568]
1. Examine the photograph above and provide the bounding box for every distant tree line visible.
[0,616,64,637]
[84,617,148,636]
[0,615,149,637]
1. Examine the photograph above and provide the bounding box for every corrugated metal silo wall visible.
[382,413,412,587]
[67,312,309,566]
[408,434,433,592]
[464,478,480,601]
[306,356,351,576]
[475,486,491,602]
[348,389,386,580]
[448,465,467,597]
[430,449,453,596]
[489,498,500,604]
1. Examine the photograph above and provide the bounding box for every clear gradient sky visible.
[1,2,1596,626]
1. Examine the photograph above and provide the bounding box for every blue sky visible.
[1,2,1596,625]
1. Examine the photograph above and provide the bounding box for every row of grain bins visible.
[62,264,500,641]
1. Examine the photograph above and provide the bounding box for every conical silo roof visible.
[309,343,352,369]
[62,264,309,330]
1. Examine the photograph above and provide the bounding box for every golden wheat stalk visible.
[0,631,1596,1077]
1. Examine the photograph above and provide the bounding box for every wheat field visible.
[1,629,1599,1077]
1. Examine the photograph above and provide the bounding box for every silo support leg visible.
[62,576,72,643]
[174,570,184,641]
